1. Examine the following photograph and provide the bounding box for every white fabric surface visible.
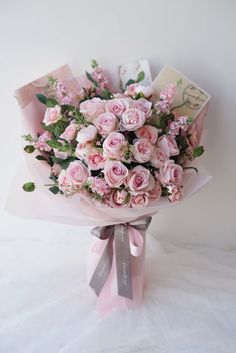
[0,226,235,353]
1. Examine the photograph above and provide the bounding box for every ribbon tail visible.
[114,224,133,300]
[89,235,113,297]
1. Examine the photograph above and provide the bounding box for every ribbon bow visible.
[89,216,152,300]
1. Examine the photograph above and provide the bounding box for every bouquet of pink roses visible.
[21,60,205,208]
[12,60,211,313]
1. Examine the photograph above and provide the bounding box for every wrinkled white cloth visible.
[0,225,236,353]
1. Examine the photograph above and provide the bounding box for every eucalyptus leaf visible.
[49,185,60,194]
[193,146,204,158]
[24,145,35,153]
[22,182,35,192]
[46,98,58,107]
[36,94,47,105]
[136,70,145,83]
[86,71,98,88]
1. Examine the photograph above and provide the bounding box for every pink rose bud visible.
[76,125,97,146]
[94,112,118,137]
[105,98,129,117]
[158,160,183,187]
[79,97,106,122]
[135,125,158,144]
[133,138,154,163]
[43,105,62,126]
[103,132,127,159]
[120,108,145,131]
[157,135,179,157]
[104,160,129,187]
[60,123,78,141]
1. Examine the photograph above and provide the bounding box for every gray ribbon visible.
[89,217,152,299]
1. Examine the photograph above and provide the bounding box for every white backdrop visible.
[1,0,236,248]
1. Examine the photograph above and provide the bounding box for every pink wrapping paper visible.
[7,64,212,313]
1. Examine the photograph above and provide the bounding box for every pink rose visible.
[105,98,129,117]
[135,125,158,144]
[66,160,90,186]
[53,140,70,160]
[76,125,97,145]
[167,184,183,203]
[158,160,183,187]
[121,108,145,131]
[131,194,149,208]
[126,166,150,192]
[146,181,162,201]
[79,98,106,122]
[150,147,168,168]
[133,138,154,163]
[104,161,129,187]
[75,142,91,160]
[94,112,118,137]
[51,163,62,177]
[157,135,179,157]
[125,83,154,98]
[109,189,131,208]
[133,98,152,117]
[103,132,127,159]
[86,148,106,170]
[35,131,52,152]
[60,123,78,141]
[58,170,74,195]
[43,105,61,126]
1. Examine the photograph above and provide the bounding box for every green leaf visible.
[35,155,48,161]
[176,135,189,152]
[176,78,183,87]
[125,79,135,87]
[24,145,35,153]
[50,156,77,169]
[53,122,67,138]
[22,182,35,192]
[46,98,58,107]
[91,59,98,69]
[46,139,63,149]
[136,70,145,83]
[49,185,60,194]
[102,89,113,100]
[193,146,204,158]
[134,92,144,100]
[86,71,98,88]
[36,94,47,105]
